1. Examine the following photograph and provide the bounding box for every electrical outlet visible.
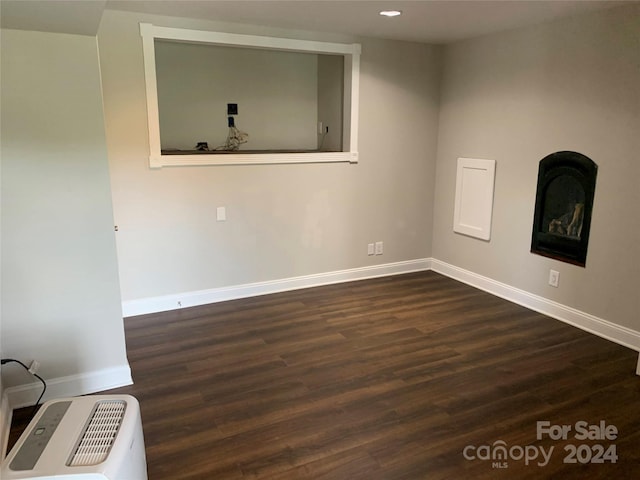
[317,121,323,135]
[549,269,559,288]
[375,241,384,255]
[217,206,226,222]
[367,243,375,255]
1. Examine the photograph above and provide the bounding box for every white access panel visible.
[453,157,496,241]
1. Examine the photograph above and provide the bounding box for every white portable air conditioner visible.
[1,394,148,480]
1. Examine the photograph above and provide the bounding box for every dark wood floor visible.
[9,271,640,478]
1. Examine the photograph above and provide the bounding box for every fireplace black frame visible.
[530,151,597,267]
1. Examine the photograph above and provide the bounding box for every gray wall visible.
[98,10,441,303]
[432,5,640,330]
[155,41,318,151]
[317,54,344,151]
[3,4,635,410]
[0,30,130,394]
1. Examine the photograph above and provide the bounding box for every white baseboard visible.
[4,365,133,411]
[431,259,640,352]
[122,258,432,317]
[121,256,639,370]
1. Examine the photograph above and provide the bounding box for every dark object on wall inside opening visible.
[195,142,209,151]
[530,151,597,267]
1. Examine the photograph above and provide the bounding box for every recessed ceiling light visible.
[379,10,402,17]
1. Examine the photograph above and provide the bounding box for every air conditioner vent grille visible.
[67,400,127,467]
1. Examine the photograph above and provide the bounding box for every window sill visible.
[150,151,358,168]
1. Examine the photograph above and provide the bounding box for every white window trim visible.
[139,23,361,168]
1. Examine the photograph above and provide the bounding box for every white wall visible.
[0,29,131,406]
[98,10,441,304]
[432,5,640,331]
[156,41,318,151]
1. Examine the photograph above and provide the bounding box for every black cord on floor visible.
[1,358,47,420]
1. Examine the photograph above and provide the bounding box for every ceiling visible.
[0,0,632,44]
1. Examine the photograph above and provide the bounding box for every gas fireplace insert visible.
[530,151,597,267]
